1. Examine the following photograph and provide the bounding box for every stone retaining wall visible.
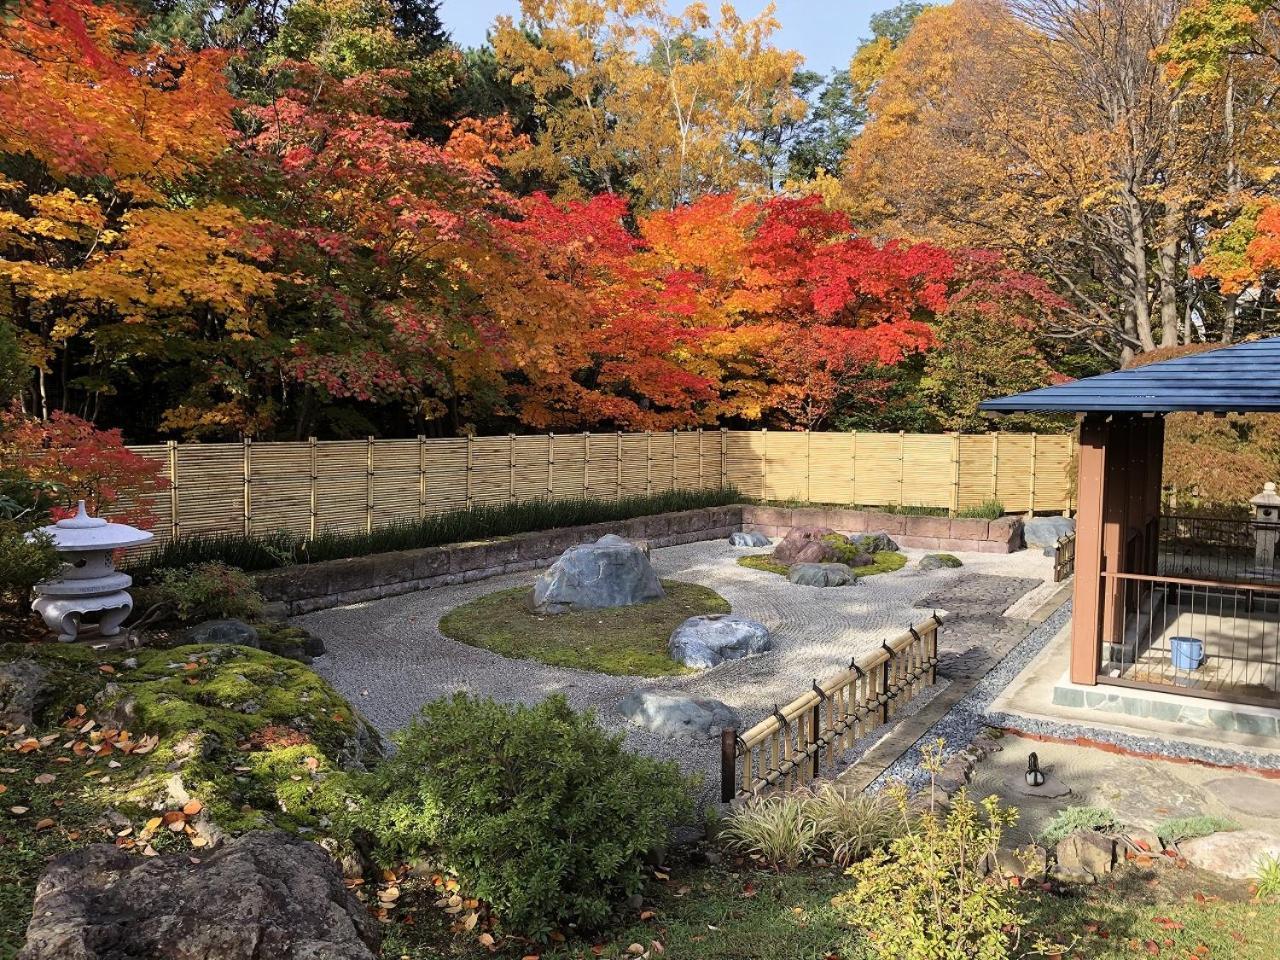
[257,505,744,615]
[257,502,1022,614]
[740,505,1023,554]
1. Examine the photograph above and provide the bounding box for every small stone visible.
[667,615,772,669]
[728,531,769,548]
[618,690,740,738]
[1180,830,1280,880]
[919,553,963,571]
[0,660,50,731]
[787,562,856,587]
[182,619,260,648]
[986,845,1047,880]
[627,893,645,910]
[120,657,139,670]
[1120,828,1163,855]
[1054,830,1114,882]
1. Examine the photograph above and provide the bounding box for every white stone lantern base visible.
[32,591,133,643]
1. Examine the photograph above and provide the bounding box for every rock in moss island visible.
[788,562,857,587]
[18,830,380,960]
[728,531,770,547]
[533,534,665,614]
[772,526,837,564]
[0,659,50,731]
[668,614,772,668]
[182,618,260,648]
[850,532,899,553]
[618,690,740,738]
[919,553,963,571]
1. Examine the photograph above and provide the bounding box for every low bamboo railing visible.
[1053,532,1076,582]
[719,614,942,803]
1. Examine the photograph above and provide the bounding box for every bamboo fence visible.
[123,430,1075,546]
[721,614,942,802]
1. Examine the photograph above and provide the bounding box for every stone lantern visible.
[1250,481,1280,572]
[29,501,153,643]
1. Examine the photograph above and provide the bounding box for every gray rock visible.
[533,535,665,614]
[986,845,1048,880]
[773,526,837,564]
[1180,830,1280,880]
[17,830,380,960]
[1053,829,1114,883]
[618,690,740,738]
[850,532,899,553]
[182,619,260,648]
[788,562,856,587]
[668,615,772,669]
[0,660,49,730]
[729,531,770,548]
[1024,516,1075,550]
[919,553,963,572]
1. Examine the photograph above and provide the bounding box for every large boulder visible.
[0,660,49,731]
[1053,829,1115,883]
[533,534,665,614]
[773,526,837,564]
[182,619,260,648]
[668,614,772,669]
[1024,516,1075,551]
[18,830,380,960]
[850,532,899,554]
[729,531,770,548]
[618,690,740,738]
[788,562,856,587]
[1180,830,1280,880]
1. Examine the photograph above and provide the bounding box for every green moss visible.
[923,553,963,568]
[737,553,792,576]
[438,580,729,677]
[738,550,906,579]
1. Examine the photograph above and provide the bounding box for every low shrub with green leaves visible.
[133,561,264,624]
[130,487,740,574]
[834,786,1023,960]
[1256,854,1280,899]
[1156,814,1239,843]
[0,523,60,612]
[1039,805,1118,848]
[361,693,691,939]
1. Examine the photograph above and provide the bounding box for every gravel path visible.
[299,538,1052,806]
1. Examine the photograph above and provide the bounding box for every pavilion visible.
[982,337,1280,710]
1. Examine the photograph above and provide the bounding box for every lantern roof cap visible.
[32,501,154,551]
[1252,482,1280,509]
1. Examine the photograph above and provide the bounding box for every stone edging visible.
[257,502,1025,615]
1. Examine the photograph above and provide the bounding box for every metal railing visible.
[1159,514,1278,585]
[1098,570,1280,707]
[720,615,941,803]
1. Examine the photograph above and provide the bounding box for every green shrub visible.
[807,785,903,867]
[1256,854,1280,899]
[129,487,740,574]
[955,499,1005,520]
[361,693,691,938]
[134,562,264,624]
[0,523,60,612]
[719,793,821,868]
[1156,815,1239,843]
[834,786,1023,960]
[1038,805,1118,848]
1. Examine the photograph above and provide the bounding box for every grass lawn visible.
[379,854,1280,960]
[437,580,730,677]
[737,550,908,579]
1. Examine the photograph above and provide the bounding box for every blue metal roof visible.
[980,337,1280,414]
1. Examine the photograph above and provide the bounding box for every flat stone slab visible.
[668,614,772,669]
[618,690,739,738]
[788,562,856,587]
[1012,774,1072,799]
[728,531,769,547]
[1203,775,1280,818]
[1180,830,1280,880]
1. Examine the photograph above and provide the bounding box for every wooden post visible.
[167,440,179,541]
[720,728,737,803]
[309,437,319,539]
[365,436,375,533]
[810,698,822,778]
[417,435,427,521]
[1071,415,1108,685]
[242,437,252,538]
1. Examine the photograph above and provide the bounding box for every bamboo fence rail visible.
[122,430,1075,546]
[720,614,943,803]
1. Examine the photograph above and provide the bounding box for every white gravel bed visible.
[298,538,1052,806]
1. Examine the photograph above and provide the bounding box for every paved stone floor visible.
[298,538,1051,806]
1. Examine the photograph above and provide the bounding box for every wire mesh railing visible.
[1159,514,1279,585]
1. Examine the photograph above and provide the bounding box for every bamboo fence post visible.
[697,428,704,488]
[417,435,427,521]
[582,431,590,498]
[646,431,653,493]
[1029,432,1039,515]
[720,428,727,489]
[242,437,252,537]
[851,431,859,506]
[509,434,517,503]
[811,696,822,778]
[309,438,319,539]
[805,429,811,502]
[897,430,905,506]
[547,433,554,499]
[616,431,622,500]
[167,440,179,541]
[990,432,1000,503]
[466,435,474,509]
[760,428,767,500]
[365,436,375,533]
[671,428,677,490]
[950,432,962,514]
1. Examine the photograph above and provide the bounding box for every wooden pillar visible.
[1070,415,1108,685]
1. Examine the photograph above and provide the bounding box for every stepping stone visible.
[1012,774,1072,800]
[1203,775,1280,818]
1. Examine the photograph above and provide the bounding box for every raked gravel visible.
[299,538,1053,806]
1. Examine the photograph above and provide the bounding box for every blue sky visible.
[437,1,897,75]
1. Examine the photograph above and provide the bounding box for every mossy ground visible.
[737,550,908,579]
[438,580,729,677]
[379,852,1280,960]
[0,641,376,958]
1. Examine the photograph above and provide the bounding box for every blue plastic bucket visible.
[1169,636,1205,671]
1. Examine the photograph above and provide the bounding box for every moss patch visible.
[737,550,907,579]
[438,580,729,677]
[0,641,376,956]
